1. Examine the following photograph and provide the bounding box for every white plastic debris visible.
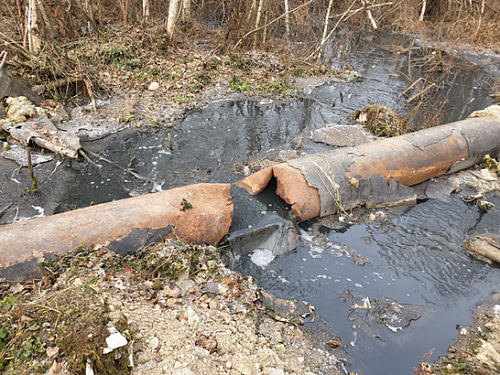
[103,322,128,354]
[86,360,94,375]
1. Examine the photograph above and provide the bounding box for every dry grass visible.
[0,0,498,108]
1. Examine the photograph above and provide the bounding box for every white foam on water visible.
[250,249,275,268]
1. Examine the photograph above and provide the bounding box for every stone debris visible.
[468,104,500,123]
[463,235,500,264]
[103,322,128,354]
[433,292,500,374]
[148,82,160,91]
[310,124,376,147]
[2,116,81,159]
[0,241,343,374]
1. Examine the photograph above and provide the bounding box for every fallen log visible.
[0,183,233,282]
[237,117,500,222]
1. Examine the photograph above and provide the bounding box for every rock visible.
[468,104,500,123]
[463,234,500,264]
[256,289,315,325]
[366,297,422,332]
[274,344,286,353]
[234,362,253,374]
[271,331,283,344]
[264,368,285,375]
[477,342,500,366]
[202,282,223,294]
[150,337,160,351]
[166,285,182,298]
[152,352,162,362]
[136,360,157,372]
[311,124,374,147]
[177,279,198,295]
[148,82,160,91]
[195,332,218,353]
[133,342,143,353]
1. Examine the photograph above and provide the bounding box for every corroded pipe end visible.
[273,164,320,222]
[236,164,320,222]
[235,167,273,195]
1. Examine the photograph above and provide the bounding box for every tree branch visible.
[234,0,317,49]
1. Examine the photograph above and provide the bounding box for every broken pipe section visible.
[0,183,233,282]
[237,117,500,222]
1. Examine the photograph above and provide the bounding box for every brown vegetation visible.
[1,0,498,76]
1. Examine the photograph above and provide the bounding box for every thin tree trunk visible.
[27,0,41,54]
[181,0,191,27]
[262,9,268,43]
[284,0,290,46]
[419,0,426,21]
[476,0,485,36]
[37,0,56,37]
[125,0,129,25]
[143,0,150,21]
[15,0,25,39]
[97,0,102,26]
[318,0,334,60]
[360,0,378,30]
[166,0,181,40]
[253,0,264,49]
[248,0,256,22]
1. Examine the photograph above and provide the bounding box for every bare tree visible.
[143,0,150,21]
[284,0,290,46]
[181,0,191,27]
[166,0,182,40]
[253,0,264,48]
[27,0,41,54]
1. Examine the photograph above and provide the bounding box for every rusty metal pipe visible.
[237,117,500,222]
[0,183,233,281]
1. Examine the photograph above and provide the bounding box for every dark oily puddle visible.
[1,32,499,375]
[235,194,500,375]
[58,98,335,217]
[315,32,497,126]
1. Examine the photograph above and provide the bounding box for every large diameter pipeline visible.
[237,117,500,222]
[0,183,233,281]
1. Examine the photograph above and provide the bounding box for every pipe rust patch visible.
[235,166,273,195]
[0,183,233,271]
[273,164,321,222]
[347,131,469,186]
